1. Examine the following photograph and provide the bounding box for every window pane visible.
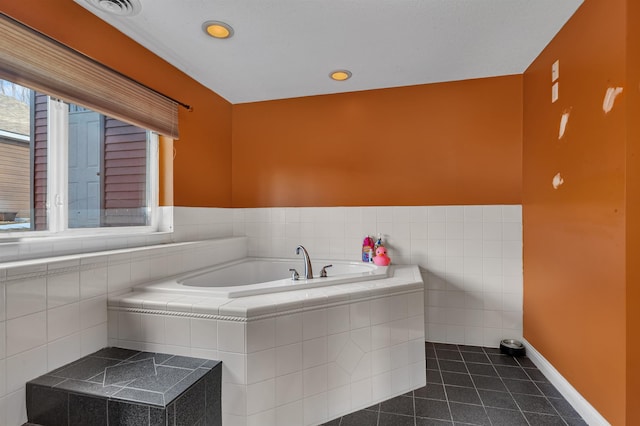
[67,103,150,228]
[0,79,34,231]
[0,79,152,233]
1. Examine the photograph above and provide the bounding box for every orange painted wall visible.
[522,0,628,423]
[1,1,233,207]
[231,76,522,207]
[626,0,640,423]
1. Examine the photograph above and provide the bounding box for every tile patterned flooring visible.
[321,342,587,426]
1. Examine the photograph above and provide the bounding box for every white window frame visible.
[0,96,160,240]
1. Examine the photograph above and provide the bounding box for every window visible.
[0,14,179,239]
[0,79,158,234]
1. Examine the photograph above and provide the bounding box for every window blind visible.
[0,13,180,139]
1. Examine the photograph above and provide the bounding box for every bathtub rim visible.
[133,256,391,298]
[111,263,424,320]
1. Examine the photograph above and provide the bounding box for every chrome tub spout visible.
[295,245,313,279]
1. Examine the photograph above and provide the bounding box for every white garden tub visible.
[110,242,425,426]
[135,257,389,298]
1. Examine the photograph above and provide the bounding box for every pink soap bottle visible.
[362,235,375,262]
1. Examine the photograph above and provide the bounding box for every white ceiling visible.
[74,0,583,104]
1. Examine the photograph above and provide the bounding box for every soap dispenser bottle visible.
[374,233,384,251]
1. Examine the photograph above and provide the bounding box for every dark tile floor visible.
[322,342,587,426]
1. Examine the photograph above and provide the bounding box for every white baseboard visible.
[522,338,610,426]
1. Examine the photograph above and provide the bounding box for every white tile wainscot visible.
[0,237,247,425]
[108,264,425,426]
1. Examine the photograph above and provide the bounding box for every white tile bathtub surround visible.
[6,276,46,320]
[0,236,247,425]
[0,204,520,424]
[231,205,523,347]
[108,264,425,426]
[172,207,235,242]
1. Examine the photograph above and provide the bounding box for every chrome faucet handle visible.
[320,264,333,278]
[289,268,300,281]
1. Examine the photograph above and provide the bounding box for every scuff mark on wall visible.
[552,172,564,189]
[559,108,571,139]
[603,87,624,113]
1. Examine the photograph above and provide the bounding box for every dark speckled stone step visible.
[26,347,221,426]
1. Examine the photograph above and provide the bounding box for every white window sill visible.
[0,229,174,264]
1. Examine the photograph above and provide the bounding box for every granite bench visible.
[26,347,221,426]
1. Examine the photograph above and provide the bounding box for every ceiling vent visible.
[86,0,141,16]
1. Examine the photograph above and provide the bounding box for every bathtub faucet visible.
[295,245,313,279]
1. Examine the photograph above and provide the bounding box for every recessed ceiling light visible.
[203,21,234,39]
[330,70,352,81]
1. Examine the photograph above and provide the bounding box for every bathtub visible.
[135,257,390,298]
[109,241,425,426]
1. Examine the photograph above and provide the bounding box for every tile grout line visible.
[524,359,571,426]
[519,354,572,425]
[413,388,417,426]
[460,345,495,426]
[516,352,573,424]
[432,344,455,424]
[483,347,535,426]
